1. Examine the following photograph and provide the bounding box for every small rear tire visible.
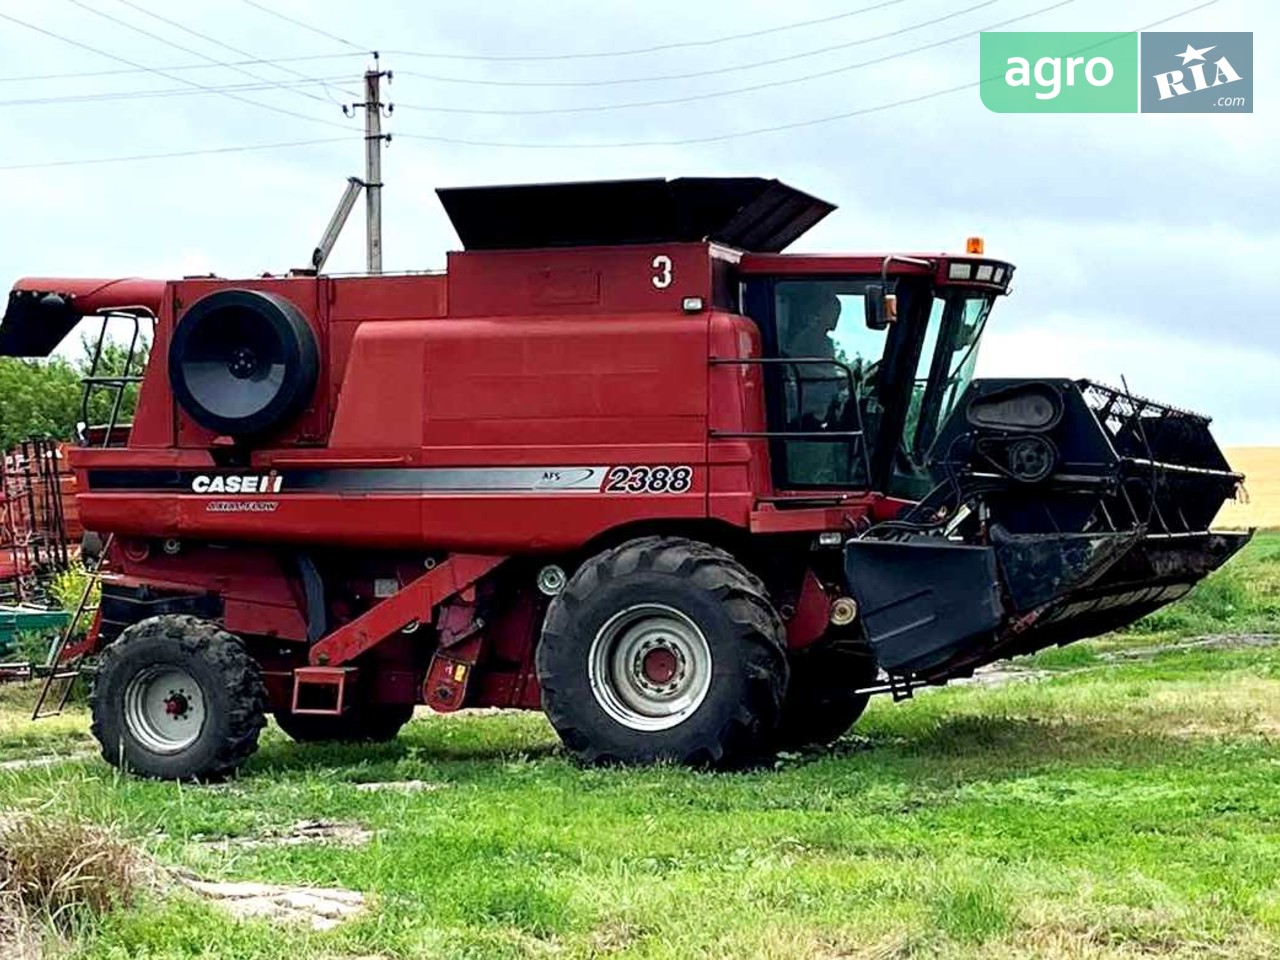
[774,640,878,749]
[538,536,788,767]
[273,703,414,744]
[89,615,266,781]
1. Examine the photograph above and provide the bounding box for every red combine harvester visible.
[0,178,1248,779]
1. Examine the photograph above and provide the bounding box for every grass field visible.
[3,535,1280,959]
[1216,447,1279,530]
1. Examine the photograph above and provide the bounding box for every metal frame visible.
[78,308,153,448]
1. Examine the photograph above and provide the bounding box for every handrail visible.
[709,355,874,485]
[78,308,155,448]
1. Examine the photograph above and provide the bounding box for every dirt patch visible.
[0,752,93,773]
[172,872,366,931]
[956,665,1054,688]
[192,820,372,851]
[0,899,41,960]
[353,780,446,794]
[1100,633,1280,661]
[2,812,368,936]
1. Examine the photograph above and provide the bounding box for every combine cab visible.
[0,177,1248,779]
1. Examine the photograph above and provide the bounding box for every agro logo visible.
[191,473,283,494]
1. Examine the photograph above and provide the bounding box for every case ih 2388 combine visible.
[0,178,1249,779]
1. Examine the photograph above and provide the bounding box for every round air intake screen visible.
[966,383,1063,433]
[169,289,318,437]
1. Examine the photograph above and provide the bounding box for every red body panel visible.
[70,244,874,553]
[54,240,944,714]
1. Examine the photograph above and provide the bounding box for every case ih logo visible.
[191,473,283,494]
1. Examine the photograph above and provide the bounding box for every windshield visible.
[751,275,996,496]
[904,292,992,463]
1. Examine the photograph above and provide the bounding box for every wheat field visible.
[1217,447,1280,529]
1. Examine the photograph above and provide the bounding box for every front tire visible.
[537,537,788,767]
[90,615,266,780]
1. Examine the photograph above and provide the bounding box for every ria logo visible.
[1153,42,1242,101]
[1141,32,1252,113]
[191,473,283,494]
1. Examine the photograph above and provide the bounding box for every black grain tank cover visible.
[436,177,835,252]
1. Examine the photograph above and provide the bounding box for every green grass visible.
[2,535,1279,959]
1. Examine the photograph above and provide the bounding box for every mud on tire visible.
[537,536,788,767]
[90,614,267,781]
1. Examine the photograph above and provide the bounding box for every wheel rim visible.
[587,603,713,731]
[123,666,206,754]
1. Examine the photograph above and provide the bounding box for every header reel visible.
[845,378,1249,678]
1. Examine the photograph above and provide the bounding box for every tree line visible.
[0,337,149,451]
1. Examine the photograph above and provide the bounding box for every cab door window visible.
[772,280,889,488]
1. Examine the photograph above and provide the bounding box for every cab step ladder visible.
[31,535,112,720]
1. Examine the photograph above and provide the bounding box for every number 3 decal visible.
[651,254,673,289]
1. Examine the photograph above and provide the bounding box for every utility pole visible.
[311,63,391,277]
[356,66,392,274]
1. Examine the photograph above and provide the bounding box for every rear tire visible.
[90,615,266,781]
[538,536,788,767]
[774,640,878,749]
[273,703,414,743]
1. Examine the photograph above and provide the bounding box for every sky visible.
[0,0,1273,443]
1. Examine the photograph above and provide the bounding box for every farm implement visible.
[0,176,1249,779]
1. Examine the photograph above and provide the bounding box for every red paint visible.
[291,666,354,715]
[787,570,832,651]
[309,555,504,666]
[10,276,165,316]
[643,648,678,684]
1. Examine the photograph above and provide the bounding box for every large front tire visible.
[537,537,788,767]
[90,615,266,780]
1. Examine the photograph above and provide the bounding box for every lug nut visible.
[536,564,568,596]
[830,596,858,626]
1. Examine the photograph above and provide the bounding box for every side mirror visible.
[864,285,897,330]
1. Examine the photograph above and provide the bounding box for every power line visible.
[397,82,976,150]
[237,0,368,53]
[0,0,1219,169]
[0,136,349,171]
[397,0,1049,117]
[63,0,353,112]
[392,0,1002,89]
[385,0,910,62]
[109,0,359,103]
[0,76,353,108]
[0,10,355,132]
[394,0,1221,150]
[0,52,363,84]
